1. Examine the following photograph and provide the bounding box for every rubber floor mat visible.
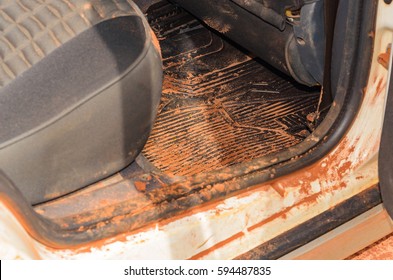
[142,1,321,176]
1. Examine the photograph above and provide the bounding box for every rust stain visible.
[377,45,391,70]
[337,162,352,177]
[189,232,245,260]
[134,181,147,192]
[271,183,285,197]
[376,76,386,97]
[189,193,320,260]
[248,193,320,232]
[370,73,387,105]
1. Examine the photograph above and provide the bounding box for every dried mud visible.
[142,1,320,177]
[31,1,335,252]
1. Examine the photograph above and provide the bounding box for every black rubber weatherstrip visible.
[319,0,339,111]
[379,52,393,219]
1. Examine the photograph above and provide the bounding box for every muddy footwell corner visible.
[142,1,321,176]
[18,0,378,259]
[33,0,325,245]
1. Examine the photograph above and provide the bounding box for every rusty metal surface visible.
[142,1,320,176]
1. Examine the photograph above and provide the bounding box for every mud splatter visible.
[142,3,320,177]
[203,17,231,34]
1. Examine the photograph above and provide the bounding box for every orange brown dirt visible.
[142,3,320,176]
[349,233,393,260]
[377,45,391,70]
[31,2,349,255]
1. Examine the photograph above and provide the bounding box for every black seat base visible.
[0,4,162,204]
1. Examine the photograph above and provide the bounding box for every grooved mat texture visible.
[142,1,321,176]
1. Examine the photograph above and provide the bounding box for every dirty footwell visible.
[33,0,323,242]
[142,1,321,176]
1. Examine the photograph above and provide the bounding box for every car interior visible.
[0,0,380,258]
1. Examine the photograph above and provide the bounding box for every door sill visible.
[279,204,393,260]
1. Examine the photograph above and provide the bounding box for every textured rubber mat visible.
[142,1,321,176]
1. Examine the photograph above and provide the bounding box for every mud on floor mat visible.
[142,1,321,176]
